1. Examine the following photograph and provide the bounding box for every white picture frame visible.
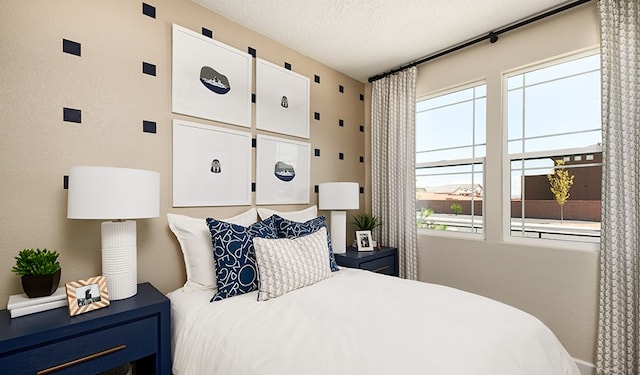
[172,24,252,128]
[256,58,310,139]
[173,119,252,207]
[255,134,310,205]
[356,230,374,251]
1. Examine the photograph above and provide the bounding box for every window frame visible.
[415,80,487,238]
[501,49,601,251]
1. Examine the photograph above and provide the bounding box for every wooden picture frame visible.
[65,275,110,316]
[356,230,374,251]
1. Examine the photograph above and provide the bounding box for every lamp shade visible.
[318,182,360,210]
[67,166,160,220]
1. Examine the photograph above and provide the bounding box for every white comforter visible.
[169,268,579,375]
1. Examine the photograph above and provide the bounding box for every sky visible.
[415,53,601,198]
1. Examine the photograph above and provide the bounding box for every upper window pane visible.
[507,54,601,155]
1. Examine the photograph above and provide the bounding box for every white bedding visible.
[168,268,579,375]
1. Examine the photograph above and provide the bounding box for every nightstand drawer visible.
[360,255,396,275]
[2,316,157,374]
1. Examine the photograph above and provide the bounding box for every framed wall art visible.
[173,119,252,207]
[255,134,310,205]
[65,275,110,316]
[256,58,310,139]
[172,24,252,128]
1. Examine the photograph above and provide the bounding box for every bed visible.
[167,208,580,375]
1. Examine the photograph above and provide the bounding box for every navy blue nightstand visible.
[334,246,399,276]
[0,282,171,375]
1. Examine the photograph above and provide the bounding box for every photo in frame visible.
[255,134,310,205]
[173,119,252,207]
[172,24,252,127]
[65,275,109,316]
[356,230,374,251]
[256,58,310,139]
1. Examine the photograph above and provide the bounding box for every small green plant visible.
[416,208,448,230]
[450,203,463,215]
[352,213,383,231]
[11,248,61,276]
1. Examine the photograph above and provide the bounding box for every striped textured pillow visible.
[253,227,332,301]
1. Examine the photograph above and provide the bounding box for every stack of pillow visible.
[167,206,338,302]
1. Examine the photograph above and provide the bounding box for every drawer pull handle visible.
[372,266,389,273]
[37,344,126,375]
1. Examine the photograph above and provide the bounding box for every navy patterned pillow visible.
[206,216,277,301]
[272,215,339,272]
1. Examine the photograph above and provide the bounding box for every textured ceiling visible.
[193,0,575,82]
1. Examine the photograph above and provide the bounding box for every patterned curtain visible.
[371,67,418,280]
[597,1,640,374]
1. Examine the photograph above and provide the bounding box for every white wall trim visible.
[574,358,595,375]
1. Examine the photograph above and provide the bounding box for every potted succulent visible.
[352,213,383,247]
[11,248,62,298]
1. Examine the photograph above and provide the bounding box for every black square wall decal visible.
[339,119,344,127]
[252,138,257,147]
[339,152,344,160]
[360,94,365,101]
[360,156,364,163]
[248,47,256,57]
[252,93,256,103]
[339,85,344,93]
[251,183,256,192]
[62,39,81,56]
[142,62,156,76]
[284,62,292,70]
[314,185,319,193]
[142,3,156,18]
[63,175,69,190]
[359,125,364,132]
[143,120,156,134]
[314,148,320,157]
[63,107,81,123]
[314,112,320,120]
[202,27,213,38]
[314,75,320,84]
[360,187,365,194]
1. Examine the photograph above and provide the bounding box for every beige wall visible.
[415,2,600,364]
[0,1,365,306]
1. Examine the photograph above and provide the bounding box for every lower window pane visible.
[510,154,601,242]
[416,164,483,234]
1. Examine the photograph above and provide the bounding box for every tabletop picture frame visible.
[65,275,110,316]
[356,230,374,251]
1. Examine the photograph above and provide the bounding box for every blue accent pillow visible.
[206,216,277,301]
[272,215,339,272]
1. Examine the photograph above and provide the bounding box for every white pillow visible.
[167,208,258,291]
[257,205,317,222]
[253,227,332,301]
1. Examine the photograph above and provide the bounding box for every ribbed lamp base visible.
[101,221,138,300]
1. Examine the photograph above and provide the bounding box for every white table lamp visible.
[67,166,160,300]
[318,182,360,254]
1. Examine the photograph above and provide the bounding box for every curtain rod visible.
[367,0,593,83]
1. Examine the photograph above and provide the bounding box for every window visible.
[416,83,486,234]
[506,53,601,243]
